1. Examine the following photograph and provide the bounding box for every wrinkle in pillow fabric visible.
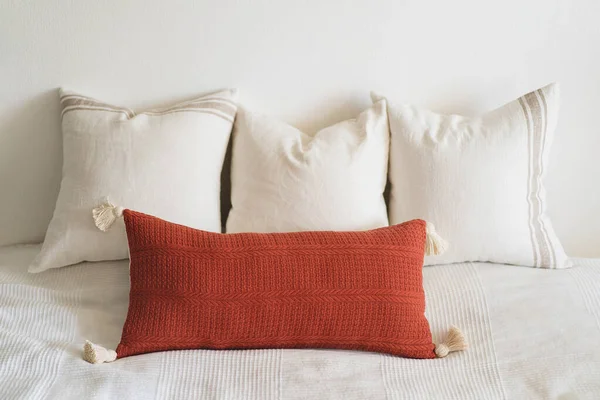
[115,210,437,359]
[29,89,237,273]
[226,101,390,233]
[374,83,571,268]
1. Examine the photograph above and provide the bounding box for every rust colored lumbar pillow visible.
[83,208,466,363]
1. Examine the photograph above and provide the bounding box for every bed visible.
[1,244,599,400]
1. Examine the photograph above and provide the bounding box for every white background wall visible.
[0,0,598,256]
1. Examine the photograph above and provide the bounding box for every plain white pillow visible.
[29,88,237,273]
[374,83,571,268]
[226,101,390,233]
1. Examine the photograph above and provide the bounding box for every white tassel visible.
[425,221,448,256]
[92,200,124,232]
[83,340,117,364]
[435,326,468,358]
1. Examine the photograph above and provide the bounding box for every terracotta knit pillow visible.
[83,208,466,363]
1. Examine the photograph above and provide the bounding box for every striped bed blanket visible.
[1,244,599,399]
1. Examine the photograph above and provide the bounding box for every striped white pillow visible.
[374,83,571,268]
[29,89,237,273]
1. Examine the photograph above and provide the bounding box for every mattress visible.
[0,245,599,400]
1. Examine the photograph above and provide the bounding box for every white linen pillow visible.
[226,101,389,233]
[29,88,237,273]
[374,83,571,268]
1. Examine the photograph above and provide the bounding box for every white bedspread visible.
[1,244,599,400]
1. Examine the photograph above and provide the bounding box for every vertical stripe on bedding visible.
[380,262,505,399]
[569,259,600,332]
[155,349,282,399]
[0,256,85,400]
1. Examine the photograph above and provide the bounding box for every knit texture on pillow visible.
[116,210,436,359]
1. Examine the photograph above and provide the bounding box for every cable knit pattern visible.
[117,210,436,359]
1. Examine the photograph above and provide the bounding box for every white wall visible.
[1,0,598,256]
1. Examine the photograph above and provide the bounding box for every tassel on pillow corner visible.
[84,205,465,363]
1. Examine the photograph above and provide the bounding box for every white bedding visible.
[1,245,599,400]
